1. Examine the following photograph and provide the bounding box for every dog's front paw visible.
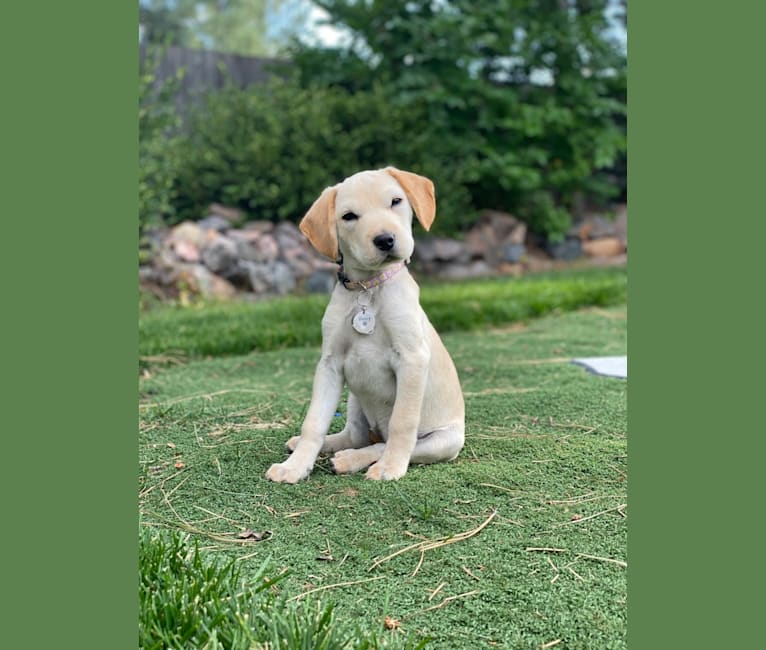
[265,462,306,484]
[365,460,408,481]
[285,436,301,452]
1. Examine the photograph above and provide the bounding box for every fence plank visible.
[140,44,289,114]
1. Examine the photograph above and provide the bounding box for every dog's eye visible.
[342,212,359,222]
[391,197,402,207]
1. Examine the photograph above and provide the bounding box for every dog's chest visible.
[342,336,397,400]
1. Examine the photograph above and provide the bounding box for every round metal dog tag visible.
[352,308,375,334]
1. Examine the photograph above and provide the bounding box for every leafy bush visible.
[169,78,473,233]
[288,0,627,241]
[140,3,626,241]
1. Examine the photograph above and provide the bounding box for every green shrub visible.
[169,78,473,233]
[289,0,627,240]
[140,4,626,241]
[139,46,184,231]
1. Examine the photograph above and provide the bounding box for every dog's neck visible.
[337,257,406,291]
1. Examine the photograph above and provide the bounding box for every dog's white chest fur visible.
[342,330,398,435]
[343,337,395,394]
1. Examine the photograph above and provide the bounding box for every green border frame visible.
[3,0,764,646]
[629,2,764,647]
[3,2,137,647]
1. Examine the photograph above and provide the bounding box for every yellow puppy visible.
[266,168,465,483]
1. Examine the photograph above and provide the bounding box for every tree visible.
[139,0,297,56]
[289,0,627,239]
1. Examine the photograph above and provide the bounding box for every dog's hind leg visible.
[323,393,374,452]
[407,423,465,465]
[331,422,464,477]
[287,393,370,454]
[359,423,464,480]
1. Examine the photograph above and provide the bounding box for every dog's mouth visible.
[376,251,407,268]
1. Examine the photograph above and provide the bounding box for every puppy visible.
[266,167,464,483]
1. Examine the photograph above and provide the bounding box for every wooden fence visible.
[140,44,289,115]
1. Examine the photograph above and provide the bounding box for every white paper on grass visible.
[571,356,627,379]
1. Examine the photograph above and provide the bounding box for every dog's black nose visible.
[373,233,395,252]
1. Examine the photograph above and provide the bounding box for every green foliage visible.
[139,531,426,650]
[139,46,184,231]
[288,0,626,239]
[139,529,275,648]
[139,529,428,649]
[139,0,291,56]
[139,268,627,361]
[140,1,626,240]
[169,77,472,232]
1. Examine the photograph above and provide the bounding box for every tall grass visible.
[139,529,428,649]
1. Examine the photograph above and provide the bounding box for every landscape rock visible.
[524,253,556,274]
[207,203,243,223]
[241,261,270,294]
[613,204,627,245]
[255,234,281,263]
[501,243,527,264]
[173,239,201,263]
[168,221,207,248]
[242,220,275,234]
[281,248,315,278]
[201,234,240,276]
[498,263,524,277]
[176,264,237,299]
[414,237,469,264]
[139,266,157,283]
[271,261,297,294]
[412,238,438,264]
[140,204,626,301]
[582,237,625,258]
[465,211,527,265]
[571,205,627,244]
[306,270,337,294]
[435,238,469,262]
[437,260,493,280]
[229,231,280,263]
[243,260,296,295]
[274,221,304,252]
[139,265,177,290]
[546,238,583,261]
[197,215,231,233]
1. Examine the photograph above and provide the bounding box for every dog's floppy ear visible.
[385,167,436,231]
[299,185,339,260]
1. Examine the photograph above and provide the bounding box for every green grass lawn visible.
[139,267,626,361]
[139,296,627,649]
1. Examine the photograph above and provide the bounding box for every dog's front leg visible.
[266,355,343,483]
[366,350,429,481]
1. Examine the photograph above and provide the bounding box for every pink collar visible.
[338,260,406,291]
